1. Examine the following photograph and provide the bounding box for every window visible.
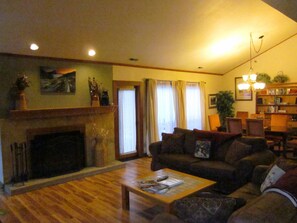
[155,80,202,140]
[186,82,202,130]
[156,81,176,139]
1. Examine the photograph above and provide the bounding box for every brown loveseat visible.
[152,158,297,223]
[149,128,275,193]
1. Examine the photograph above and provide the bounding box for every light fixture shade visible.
[238,82,250,90]
[250,73,257,82]
[242,74,249,82]
[253,82,266,90]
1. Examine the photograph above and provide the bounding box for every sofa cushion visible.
[174,196,238,223]
[225,140,252,166]
[174,128,241,156]
[262,157,297,181]
[229,182,261,202]
[260,164,285,192]
[161,133,185,154]
[158,154,199,171]
[194,140,211,159]
[190,161,236,181]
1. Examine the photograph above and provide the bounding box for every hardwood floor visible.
[0,157,163,223]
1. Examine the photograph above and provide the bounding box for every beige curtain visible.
[145,79,159,155]
[173,80,187,128]
[199,81,207,130]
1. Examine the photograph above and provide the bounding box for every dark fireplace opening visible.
[30,130,85,179]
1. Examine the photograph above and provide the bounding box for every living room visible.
[0,1,297,222]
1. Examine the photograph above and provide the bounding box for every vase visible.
[16,91,27,110]
[94,137,108,167]
[91,95,100,107]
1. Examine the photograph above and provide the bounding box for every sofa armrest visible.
[242,150,275,166]
[149,141,162,157]
[251,165,270,185]
[235,150,275,182]
[228,192,296,223]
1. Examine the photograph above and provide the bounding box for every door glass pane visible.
[118,88,137,155]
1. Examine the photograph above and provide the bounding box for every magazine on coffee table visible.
[137,177,183,194]
[159,178,184,188]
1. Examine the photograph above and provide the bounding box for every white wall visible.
[223,34,297,115]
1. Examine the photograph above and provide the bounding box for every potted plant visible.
[216,91,235,130]
[272,72,289,83]
[11,74,30,110]
[256,73,272,84]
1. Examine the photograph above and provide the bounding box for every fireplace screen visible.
[30,130,85,178]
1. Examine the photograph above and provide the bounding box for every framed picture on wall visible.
[235,77,252,101]
[40,66,76,93]
[208,94,217,108]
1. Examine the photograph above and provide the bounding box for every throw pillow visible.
[225,140,252,166]
[161,133,185,154]
[260,164,286,192]
[194,140,211,159]
[261,157,297,181]
[174,197,238,223]
[263,167,297,207]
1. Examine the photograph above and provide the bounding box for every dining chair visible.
[250,113,270,127]
[266,114,289,155]
[208,114,221,131]
[270,114,289,127]
[246,118,279,150]
[226,117,243,134]
[236,111,249,128]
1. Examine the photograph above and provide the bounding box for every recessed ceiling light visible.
[88,49,96,56]
[30,43,39,51]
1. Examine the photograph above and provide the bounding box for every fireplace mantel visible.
[9,106,116,120]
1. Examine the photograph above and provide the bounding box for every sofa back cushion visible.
[236,136,268,153]
[174,128,241,157]
[225,140,252,166]
[174,128,198,154]
[161,133,185,154]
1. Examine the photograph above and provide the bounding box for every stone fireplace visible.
[0,106,124,194]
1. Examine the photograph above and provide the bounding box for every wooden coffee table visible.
[121,168,216,213]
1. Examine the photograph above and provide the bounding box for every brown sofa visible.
[152,160,297,223]
[150,128,275,193]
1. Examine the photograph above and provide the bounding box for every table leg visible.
[164,203,173,213]
[121,185,130,210]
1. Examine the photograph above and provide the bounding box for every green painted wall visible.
[0,54,113,118]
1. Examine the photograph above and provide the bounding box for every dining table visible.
[264,126,297,158]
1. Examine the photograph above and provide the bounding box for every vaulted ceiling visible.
[0,0,296,75]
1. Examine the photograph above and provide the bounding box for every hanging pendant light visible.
[237,33,265,91]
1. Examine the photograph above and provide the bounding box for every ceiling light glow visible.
[30,43,39,51]
[88,49,96,56]
[210,36,242,57]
